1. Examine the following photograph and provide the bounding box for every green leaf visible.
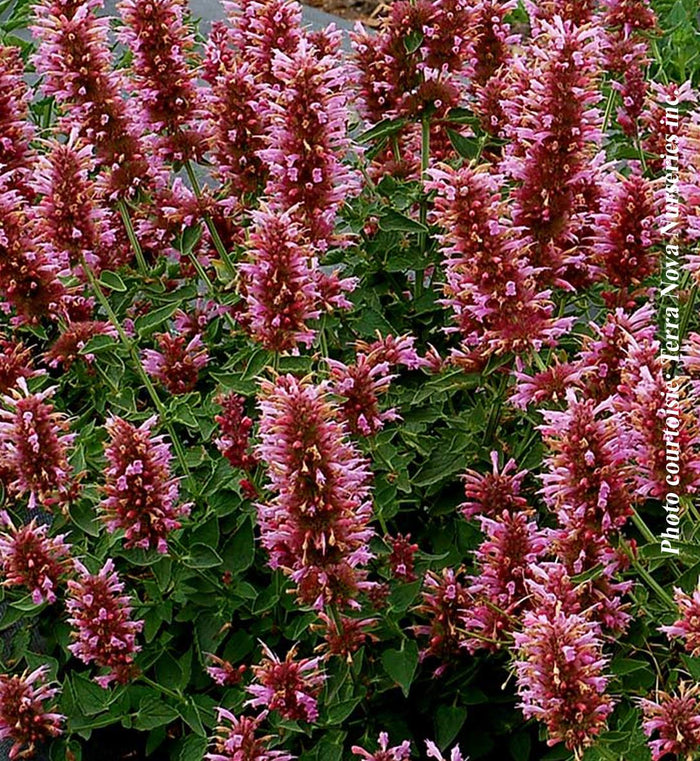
[404,30,423,53]
[72,674,112,716]
[79,333,119,355]
[98,270,127,292]
[434,705,467,750]
[378,209,428,234]
[178,735,208,761]
[135,302,179,334]
[185,543,223,569]
[381,641,419,697]
[133,697,179,730]
[447,130,483,159]
[223,517,255,573]
[509,733,531,761]
[357,118,407,144]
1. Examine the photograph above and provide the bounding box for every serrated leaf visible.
[134,303,179,334]
[357,118,407,144]
[381,641,419,697]
[133,697,179,730]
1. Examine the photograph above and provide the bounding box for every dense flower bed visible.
[0,0,700,759]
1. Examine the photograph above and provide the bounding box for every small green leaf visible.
[378,209,428,234]
[135,303,179,334]
[434,705,467,750]
[98,270,127,292]
[357,118,408,144]
[381,641,419,697]
[447,130,483,160]
[133,697,179,730]
[185,543,223,568]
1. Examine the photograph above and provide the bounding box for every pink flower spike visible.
[351,733,412,761]
[206,709,294,761]
[246,643,325,723]
[100,415,190,553]
[0,515,72,604]
[0,666,64,759]
[641,683,700,761]
[66,558,144,687]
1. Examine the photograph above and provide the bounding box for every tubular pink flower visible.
[0,379,76,509]
[0,514,72,604]
[142,333,209,395]
[501,19,603,283]
[641,683,700,761]
[31,0,155,199]
[413,567,471,674]
[313,612,377,658]
[351,733,412,761]
[259,37,360,249]
[387,533,419,582]
[238,208,323,351]
[66,558,144,687]
[117,0,210,163]
[206,655,246,687]
[428,163,573,364]
[0,667,64,760]
[461,452,530,519]
[510,358,586,410]
[32,134,124,274]
[525,0,596,25]
[539,389,634,534]
[594,169,659,297]
[206,709,294,761]
[660,587,700,657]
[0,180,66,323]
[203,44,268,197]
[327,335,423,437]
[0,45,36,200]
[246,643,325,723]
[463,510,547,651]
[425,741,467,761]
[224,0,303,85]
[513,605,615,753]
[255,374,375,609]
[44,320,118,370]
[100,415,190,553]
[0,337,36,395]
[214,392,257,471]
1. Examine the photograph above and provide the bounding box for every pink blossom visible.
[641,683,700,761]
[206,655,247,687]
[117,0,210,163]
[352,733,412,761]
[660,587,700,657]
[0,514,72,604]
[100,415,190,553]
[142,333,209,395]
[44,320,118,370]
[239,208,322,351]
[0,379,76,509]
[0,45,36,200]
[461,452,529,519]
[312,613,377,658]
[387,533,419,582]
[66,558,144,687]
[414,568,471,674]
[255,375,375,609]
[259,37,360,249]
[513,604,615,752]
[31,0,156,199]
[0,667,64,760]
[247,643,325,723]
[206,709,294,761]
[539,389,634,534]
[0,337,36,395]
[214,392,257,471]
[428,163,572,365]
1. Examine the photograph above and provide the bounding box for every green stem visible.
[620,539,674,608]
[117,201,149,276]
[415,114,431,300]
[140,674,184,703]
[483,372,508,444]
[678,282,698,346]
[81,257,194,490]
[184,161,237,279]
[602,86,616,133]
